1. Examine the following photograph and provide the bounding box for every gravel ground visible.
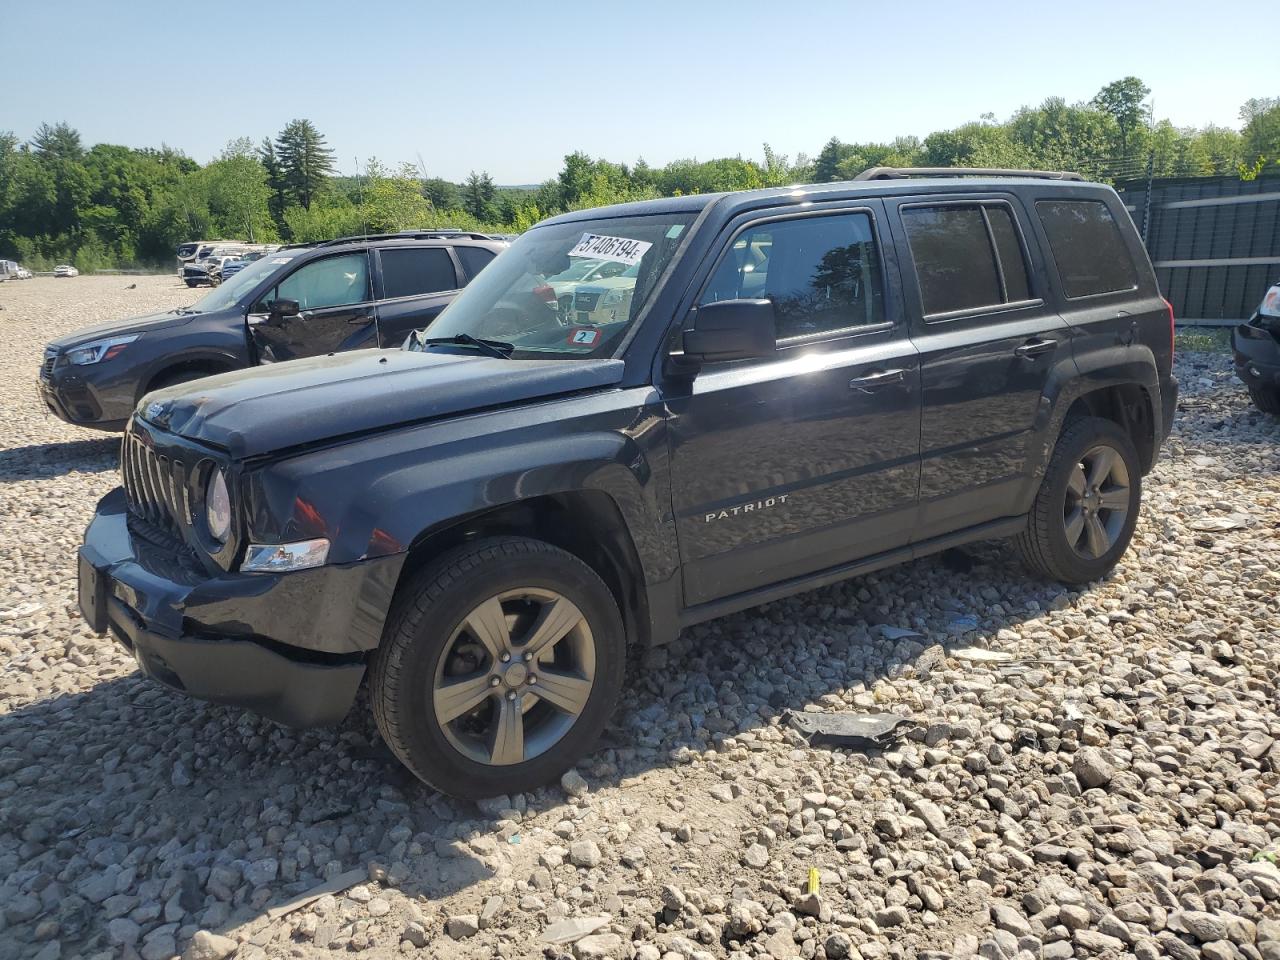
[0,276,1277,960]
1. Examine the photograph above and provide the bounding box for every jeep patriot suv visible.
[77,168,1178,797]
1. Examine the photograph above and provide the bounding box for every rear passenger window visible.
[901,203,1035,317]
[1036,200,1139,299]
[379,248,457,299]
[702,212,885,341]
[455,246,496,283]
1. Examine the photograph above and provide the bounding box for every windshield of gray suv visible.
[408,213,694,359]
[186,252,299,313]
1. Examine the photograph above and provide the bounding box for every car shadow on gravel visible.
[0,437,118,484]
[0,540,1068,956]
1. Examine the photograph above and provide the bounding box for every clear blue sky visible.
[1,0,1269,184]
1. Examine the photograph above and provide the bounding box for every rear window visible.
[1036,199,1139,299]
[379,247,458,299]
[901,203,1034,317]
[455,246,497,283]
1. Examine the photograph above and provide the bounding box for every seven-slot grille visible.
[121,427,191,536]
[41,349,57,379]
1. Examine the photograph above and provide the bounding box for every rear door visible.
[372,245,462,346]
[247,251,376,363]
[886,193,1074,540]
[664,202,922,605]
[1030,194,1169,378]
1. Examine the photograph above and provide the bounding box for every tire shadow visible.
[0,437,118,484]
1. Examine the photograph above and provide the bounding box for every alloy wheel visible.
[432,588,596,766]
[1063,443,1131,559]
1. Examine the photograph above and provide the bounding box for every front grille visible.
[41,353,56,379]
[121,428,191,536]
[575,290,601,312]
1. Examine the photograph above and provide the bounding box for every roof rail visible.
[854,166,1085,182]
[317,230,501,248]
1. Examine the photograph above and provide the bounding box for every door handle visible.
[1014,338,1057,359]
[849,368,906,392]
[346,315,375,325]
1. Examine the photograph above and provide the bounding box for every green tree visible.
[463,170,497,220]
[275,119,335,210]
[30,122,84,162]
[1240,97,1280,170]
[813,137,850,182]
[258,136,287,229]
[199,138,277,242]
[422,176,460,210]
[1092,77,1151,155]
[359,160,433,233]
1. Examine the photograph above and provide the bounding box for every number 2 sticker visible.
[568,328,600,346]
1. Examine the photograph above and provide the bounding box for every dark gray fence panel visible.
[1117,173,1280,324]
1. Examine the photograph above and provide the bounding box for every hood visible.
[49,309,193,350]
[139,348,627,458]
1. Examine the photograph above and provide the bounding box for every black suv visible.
[77,169,1177,798]
[39,232,507,430]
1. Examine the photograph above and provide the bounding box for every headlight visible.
[205,468,231,543]
[242,539,330,574]
[601,289,626,306]
[68,334,139,366]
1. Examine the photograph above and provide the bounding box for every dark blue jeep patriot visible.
[77,168,1178,798]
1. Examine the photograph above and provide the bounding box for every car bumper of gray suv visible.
[38,353,132,430]
[79,487,405,727]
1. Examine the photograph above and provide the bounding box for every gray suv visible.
[39,232,507,430]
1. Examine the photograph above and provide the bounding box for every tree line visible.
[2,79,1277,271]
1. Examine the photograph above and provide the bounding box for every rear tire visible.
[1248,384,1280,415]
[1015,416,1142,584]
[370,537,625,799]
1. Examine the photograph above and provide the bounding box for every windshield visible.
[188,253,297,313]
[410,213,693,360]
[177,243,199,258]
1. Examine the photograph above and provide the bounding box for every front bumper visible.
[38,361,131,430]
[1232,320,1280,389]
[79,488,405,727]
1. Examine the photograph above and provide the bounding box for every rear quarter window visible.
[455,246,496,283]
[1036,199,1140,299]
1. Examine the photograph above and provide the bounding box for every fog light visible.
[1249,365,1261,378]
[242,539,330,573]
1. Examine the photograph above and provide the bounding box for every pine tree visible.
[30,122,83,162]
[463,170,496,221]
[258,136,287,227]
[274,119,335,211]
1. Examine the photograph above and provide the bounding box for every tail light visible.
[1163,297,1175,360]
[532,284,556,305]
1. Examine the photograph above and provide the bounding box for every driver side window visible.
[263,253,370,311]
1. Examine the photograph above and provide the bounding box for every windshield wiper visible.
[415,333,514,360]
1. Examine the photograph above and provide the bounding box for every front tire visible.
[370,537,625,798]
[1015,416,1142,584]
[1248,384,1280,415]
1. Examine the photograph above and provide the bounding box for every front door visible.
[372,245,463,347]
[664,204,922,606]
[886,195,1074,540]
[248,251,377,363]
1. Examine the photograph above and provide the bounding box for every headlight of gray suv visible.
[67,334,139,366]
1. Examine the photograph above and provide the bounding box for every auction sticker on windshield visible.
[569,234,652,266]
[567,328,601,346]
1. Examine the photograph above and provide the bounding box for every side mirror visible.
[681,299,776,364]
[270,298,300,320]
